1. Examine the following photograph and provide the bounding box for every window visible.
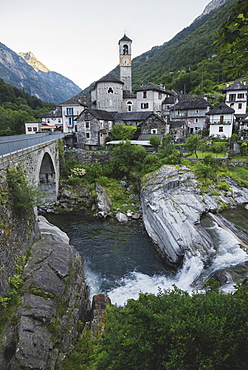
[143,92,147,98]
[28,127,32,131]
[86,121,90,129]
[66,107,74,115]
[127,101,133,112]
[108,87,113,93]
[86,133,90,138]
[238,103,242,109]
[158,93,162,100]
[141,103,149,109]
[219,126,223,132]
[123,44,128,55]
[238,93,244,99]
[151,129,157,134]
[229,94,236,102]
[58,119,61,123]
[220,115,224,123]
[195,109,199,113]
[195,118,198,123]
[33,127,37,131]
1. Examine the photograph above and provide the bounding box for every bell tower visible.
[118,34,132,92]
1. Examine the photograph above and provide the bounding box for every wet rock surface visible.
[0,216,90,370]
[141,165,248,266]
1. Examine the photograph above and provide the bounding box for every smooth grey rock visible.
[141,165,248,265]
[96,182,112,217]
[116,212,128,223]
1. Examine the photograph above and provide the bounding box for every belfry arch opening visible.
[38,152,56,203]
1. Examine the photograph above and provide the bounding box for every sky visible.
[0,0,211,90]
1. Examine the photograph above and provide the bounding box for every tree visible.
[111,141,146,178]
[96,286,248,370]
[216,0,248,75]
[185,134,201,158]
[149,135,161,151]
[110,125,137,140]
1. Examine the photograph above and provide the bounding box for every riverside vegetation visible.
[59,132,248,369]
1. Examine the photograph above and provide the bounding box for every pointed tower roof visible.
[118,34,132,44]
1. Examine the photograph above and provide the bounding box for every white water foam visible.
[84,221,248,306]
[107,255,204,306]
[205,222,248,273]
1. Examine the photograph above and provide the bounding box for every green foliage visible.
[111,141,146,179]
[109,125,137,140]
[6,164,42,217]
[216,0,248,76]
[95,286,248,370]
[185,135,201,157]
[149,135,161,149]
[0,78,55,135]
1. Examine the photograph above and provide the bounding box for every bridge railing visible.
[0,132,64,157]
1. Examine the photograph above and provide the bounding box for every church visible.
[74,34,172,149]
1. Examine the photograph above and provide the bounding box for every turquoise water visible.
[46,208,248,305]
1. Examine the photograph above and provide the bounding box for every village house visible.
[169,95,212,135]
[60,96,87,134]
[207,102,235,138]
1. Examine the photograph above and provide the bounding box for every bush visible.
[95,287,248,370]
[6,164,41,216]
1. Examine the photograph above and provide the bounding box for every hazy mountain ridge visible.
[18,51,50,72]
[0,43,82,103]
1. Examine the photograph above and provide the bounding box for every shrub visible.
[6,164,41,216]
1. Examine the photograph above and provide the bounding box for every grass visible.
[187,151,226,159]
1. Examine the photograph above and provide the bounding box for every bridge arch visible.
[34,148,59,203]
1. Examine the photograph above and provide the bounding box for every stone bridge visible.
[0,132,64,204]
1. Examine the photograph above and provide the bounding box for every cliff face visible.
[0,44,82,103]
[141,165,248,266]
[0,216,90,370]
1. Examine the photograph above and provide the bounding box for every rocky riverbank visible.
[141,165,248,266]
[0,216,91,370]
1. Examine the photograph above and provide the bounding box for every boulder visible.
[95,182,112,217]
[141,165,248,266]
[0,216,90,370]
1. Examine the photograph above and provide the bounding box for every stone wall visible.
[65,149,111,165]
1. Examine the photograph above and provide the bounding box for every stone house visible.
[169,120,187,142]
[113,111,169,139]
[135,83,173,117]
[169,96,212,135]
[75,109,114,150]
[207,102,235,138]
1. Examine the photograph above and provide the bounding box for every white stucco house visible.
[207,102,235,138]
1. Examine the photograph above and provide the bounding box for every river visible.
[46,207,248,306]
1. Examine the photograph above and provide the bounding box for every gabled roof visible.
[223,80,248,92]
[173,96,212,110]
[207,102,235,115]
[118,34,132,43]
[59,96,86,106]
[76,109,115,121]
[113,111,163,122]
[42,106,62,118]
[136,82,172,94]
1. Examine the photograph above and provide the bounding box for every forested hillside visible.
[81,0,245,102]
[0,78,55,135]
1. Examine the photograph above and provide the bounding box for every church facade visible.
[75,34,171,149]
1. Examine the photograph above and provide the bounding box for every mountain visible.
[0,45,82,104]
